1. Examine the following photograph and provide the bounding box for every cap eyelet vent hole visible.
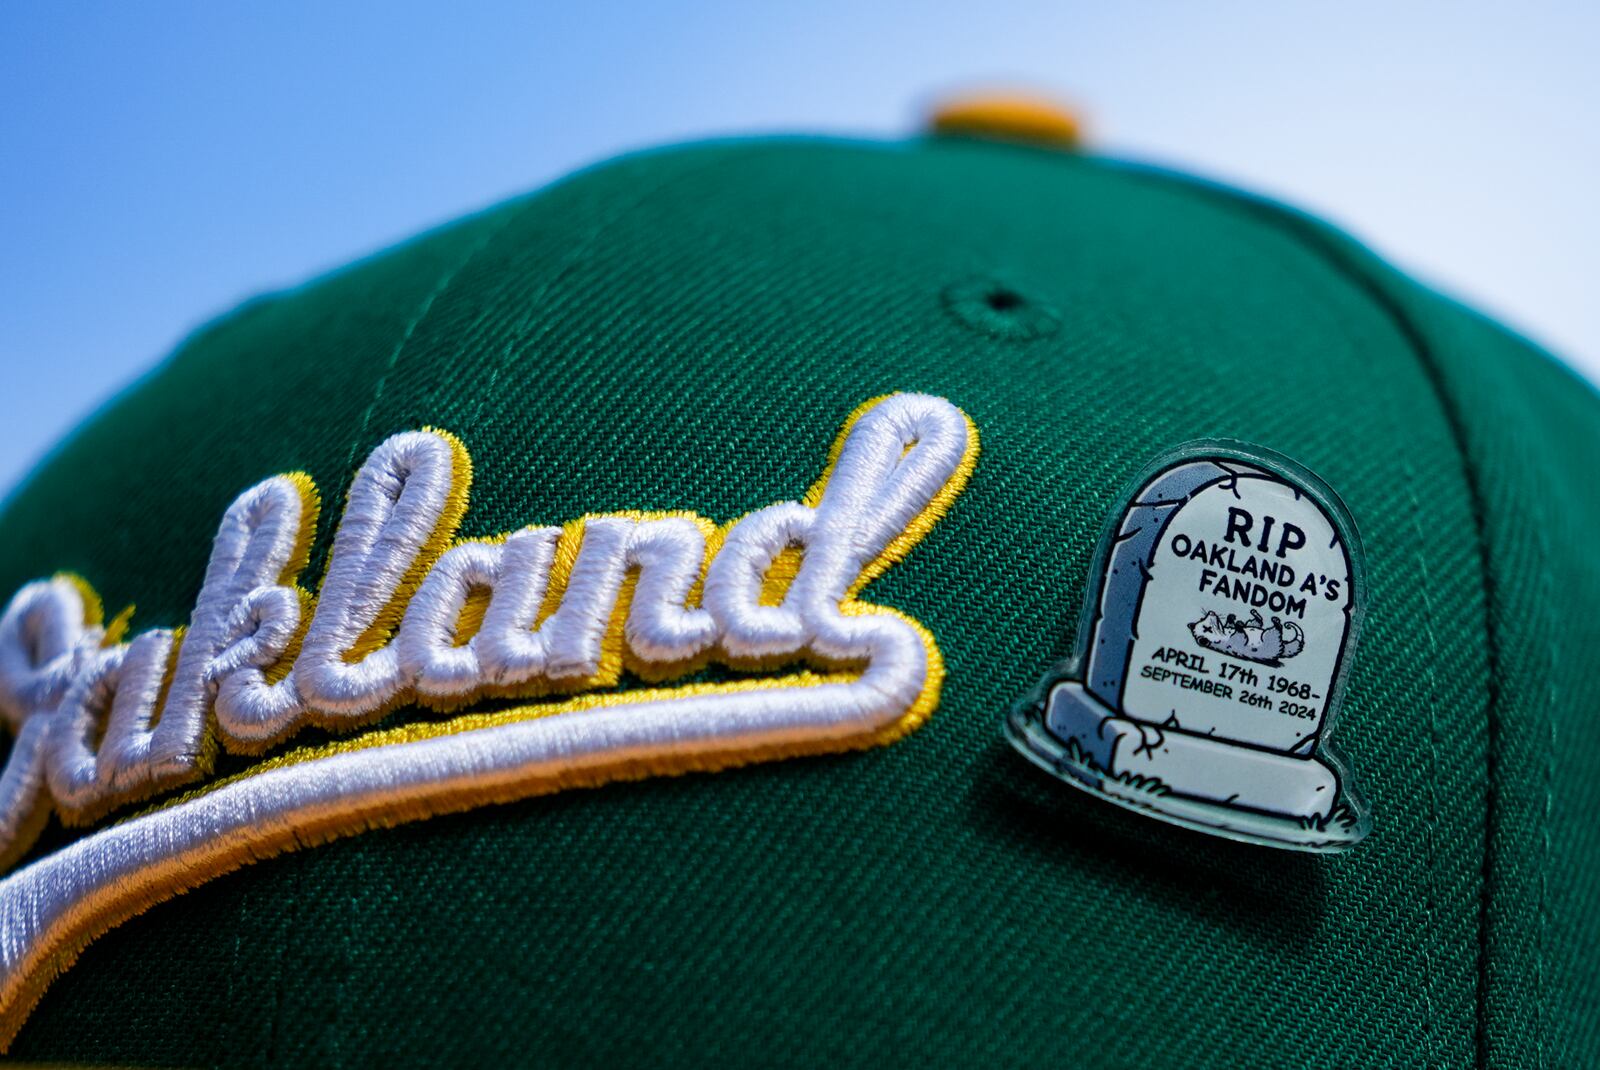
[942,277,1061,341]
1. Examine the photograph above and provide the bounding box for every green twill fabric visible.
[0,136,1594,1068]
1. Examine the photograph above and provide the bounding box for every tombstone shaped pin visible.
[1006,441,1370,852]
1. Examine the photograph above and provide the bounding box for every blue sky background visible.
[3,2,1596,498]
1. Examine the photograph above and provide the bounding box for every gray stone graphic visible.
[1005,447,1369,852]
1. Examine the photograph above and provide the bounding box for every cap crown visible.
[2,136,1596,1068]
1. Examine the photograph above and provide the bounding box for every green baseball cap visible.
[0,101,1595,1068]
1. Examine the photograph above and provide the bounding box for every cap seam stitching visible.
[1245,221,1503,1070]
[338,211,524,489]
[279,143,787,1060]
[1243,218,1552,1070]
[1168,205,1445,1061]
[1102,162,1506,1068]
[285,210,517,1066]
[457,148,773,436]
[1198,201,1508,1070]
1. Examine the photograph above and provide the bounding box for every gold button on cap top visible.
[927,92,1084,150]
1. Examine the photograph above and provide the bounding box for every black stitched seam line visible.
[1093,161,1509,1069]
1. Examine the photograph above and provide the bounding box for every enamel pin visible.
[1005,442,1370,852]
